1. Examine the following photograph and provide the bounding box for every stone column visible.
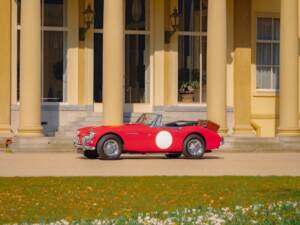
[278,0,300,136]
[207,0,228,134]
[103,0,124,125]
[0,1,12,136]
[18,0,43,136]
[233,0,255,136]
[67,0,79,104]
[153,0,165,106]
[83,0,94,105]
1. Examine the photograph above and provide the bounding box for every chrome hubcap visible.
[103,140,120,156]
[187,139,203,156]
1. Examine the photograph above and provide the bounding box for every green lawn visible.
[0,177,299,224]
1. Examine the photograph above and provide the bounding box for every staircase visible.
[55,112,145,137]
[8,111,300,152]
[9,112,225,152]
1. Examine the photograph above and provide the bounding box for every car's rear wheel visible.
[84,150,98,159]
[165,153,181,159]
[97,134,123,160]
[183,134,205,159]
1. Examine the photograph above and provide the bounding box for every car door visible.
[145,126,182,152]
[121,124,154,151]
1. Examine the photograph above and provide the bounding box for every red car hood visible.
[78,124,135,134]
[91,123,139,131]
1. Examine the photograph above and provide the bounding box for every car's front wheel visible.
[165,153,181,159]
[97,134,123,160]
[183,134,205,159]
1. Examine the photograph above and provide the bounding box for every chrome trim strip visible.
[220,137,225,146]
[74,143,95,151]
[83,145,96,151]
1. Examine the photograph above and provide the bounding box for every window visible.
[17,0,68,102]
[125,0,150,103]
[93,0,104,103]
[93,0,150,104]
[256,17,280,90]
[178,0,207,104]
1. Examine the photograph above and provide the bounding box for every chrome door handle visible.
[127,132,139,135]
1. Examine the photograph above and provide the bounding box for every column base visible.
[18,126,43,137]
[218,127,228,136]
[0,125,13,137]
[233,125,256,137]
[277,127,300,137]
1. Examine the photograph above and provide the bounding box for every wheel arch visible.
[183,132,207,148]
[97,132,124,146]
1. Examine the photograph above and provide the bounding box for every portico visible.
[0,0,300,139]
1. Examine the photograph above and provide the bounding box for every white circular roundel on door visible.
[155,131,173,149]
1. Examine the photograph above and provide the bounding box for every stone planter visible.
[180,93,194,103]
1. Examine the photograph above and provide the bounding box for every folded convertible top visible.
[197,120,220,132]
[164,120,220,132]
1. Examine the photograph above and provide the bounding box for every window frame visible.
[177,0,208,105]
[15,0,69,103]
[255,16,280,92]
[93,0,153,107]
[124,0,151,104]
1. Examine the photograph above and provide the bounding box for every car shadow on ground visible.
[120,155,223,160]
[77,154,223,160]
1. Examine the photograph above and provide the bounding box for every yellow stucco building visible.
[0,0,300,138]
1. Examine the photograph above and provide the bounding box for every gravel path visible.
[0,151,299,177]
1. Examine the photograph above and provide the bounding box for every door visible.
[122,124,154,151]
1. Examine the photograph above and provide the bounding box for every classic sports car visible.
[74,113,223,160]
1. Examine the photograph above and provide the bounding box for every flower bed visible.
[22,201,299,225]
[1,177,300,224]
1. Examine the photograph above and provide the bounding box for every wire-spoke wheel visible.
[183,134,205,159]
[97,134,123,160]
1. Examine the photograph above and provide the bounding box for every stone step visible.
[58,117,204,133]
[60,122,103,130]
[56,131,77,137]
[221,136,300,152]
[9,136,74,152]
[11,146,74,152]
[48,136,73,144]
[84,117,103,122]
[8,135,300,152]
[53,112,212,138]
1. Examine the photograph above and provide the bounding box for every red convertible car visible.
[74,113,223,160]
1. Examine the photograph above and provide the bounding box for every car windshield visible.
[136,113,158,126]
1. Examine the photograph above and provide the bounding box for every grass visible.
[0,177,299,224]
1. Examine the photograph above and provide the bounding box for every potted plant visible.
[179,80,200,103]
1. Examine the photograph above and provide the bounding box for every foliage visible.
[0,177,299,224]
[179,80,200,94]
[34,201,300,225]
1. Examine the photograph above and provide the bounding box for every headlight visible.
[86,132,95,141]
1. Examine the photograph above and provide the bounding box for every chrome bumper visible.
[220,137,225,146]
[73,143,96,152]
[83,145,96,151]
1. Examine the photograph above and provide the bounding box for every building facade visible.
[0,0,300,138]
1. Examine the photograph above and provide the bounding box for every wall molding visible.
[252,114,300,120]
